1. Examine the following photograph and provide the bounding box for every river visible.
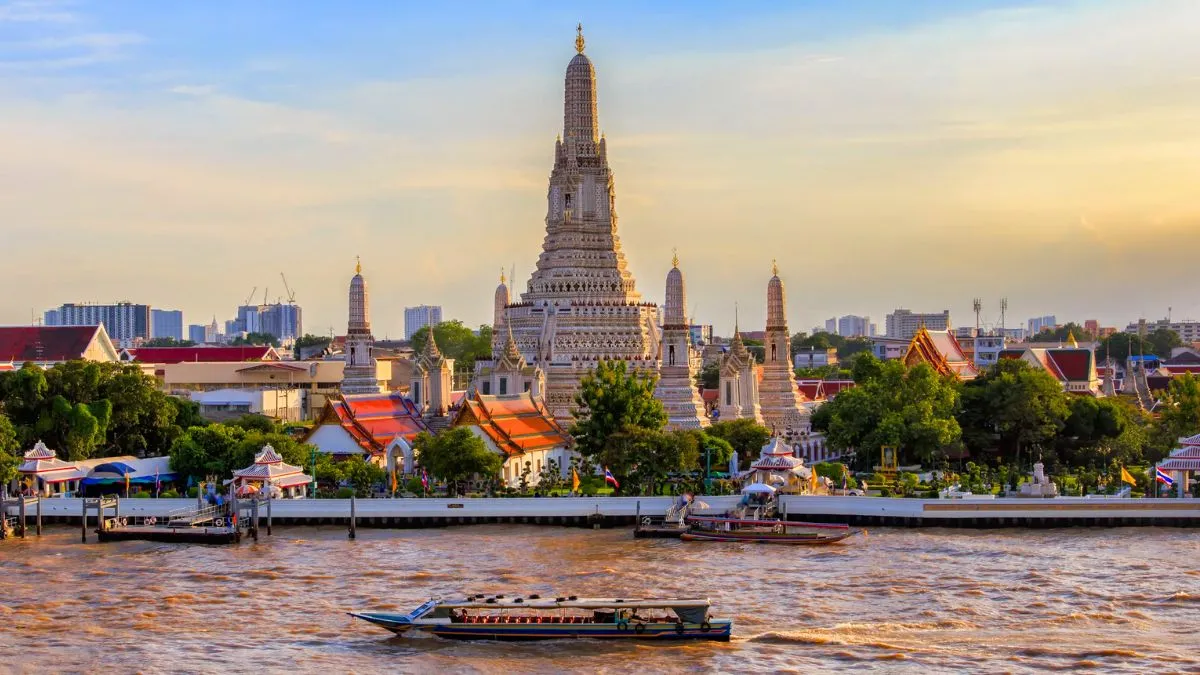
[0,526,1196,673]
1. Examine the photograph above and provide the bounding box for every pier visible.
[4,495,1199,532]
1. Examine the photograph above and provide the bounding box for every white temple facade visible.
[341,258,384,395]
[412,329,454,420]
[474,26,660,422]
[758,263,810,435]
[718,327,763,423]
[654,253,708,429]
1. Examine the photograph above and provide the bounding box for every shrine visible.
[231,444,313,499]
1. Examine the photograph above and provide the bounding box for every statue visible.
[1018,462,1059,498]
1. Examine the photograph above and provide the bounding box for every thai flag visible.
[1155,467,1175,486]
[421,469,429,490]
[604,467,619,489]
[155,469,161,496]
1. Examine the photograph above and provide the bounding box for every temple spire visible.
[672,247,679,269]
[355,255,361,275]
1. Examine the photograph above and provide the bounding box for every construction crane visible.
[280,272,296,304]
[243,286,257,307]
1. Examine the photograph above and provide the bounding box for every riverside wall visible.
[6,495,1200,529]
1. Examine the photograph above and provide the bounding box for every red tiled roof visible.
[795,379,857,402]
[324,393,428,455]
[454,393,570,457]
[131,346,279,364]
[0,325,104,363]
[701,389,718,403]
[1045,349,1093,382]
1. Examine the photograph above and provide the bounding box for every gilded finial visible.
[772,258,778,277]
[500,267,506,284]
[575,23,585,53]
[355,255,361,275]
[672,247,679,269]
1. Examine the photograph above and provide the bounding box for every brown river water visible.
[0,525,1197,674]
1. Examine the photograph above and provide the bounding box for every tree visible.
[570,360,667,465]
[597,426,699,495]
[338,456,387,497]
[1147,328,1183,359]
[1153,373,1200,461]
[696,361,720,390]
[0,413,19,487]
[294,334,333,350]
[794,364,852,380]
[1097,329,1182,362]
[143,337,196,347]
[413,427,502,495]
[410,320,493,374]
[168,423,247,481]
[706,418,770,469]
[231,332,280,347]
[821,360,961,468]
[1029,322,1093,343]
[958,359,1070,467]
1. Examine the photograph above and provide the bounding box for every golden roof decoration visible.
[575,23,585,53]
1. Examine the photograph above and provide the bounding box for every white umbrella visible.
[741,482,776,494]
[692,499,711,510]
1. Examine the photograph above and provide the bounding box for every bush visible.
[130,491,151,499]
[924,489,939,499]
[878,487,892,498]
[160,489,179,498]
[186,486,199,498]
[335,486,355,499]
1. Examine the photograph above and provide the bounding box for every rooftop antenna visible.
[999,297,1008,332]
[973,298,982,333]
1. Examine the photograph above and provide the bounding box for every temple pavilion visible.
[13,441,87,497]
[1157,432,1200,497]
[903,326,979,380]
[231,444,312,499]
[740,437,815,495]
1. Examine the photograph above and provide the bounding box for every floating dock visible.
[5,495,1199,532]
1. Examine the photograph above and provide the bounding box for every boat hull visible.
[351,613,732,642]
[680,530,856,545]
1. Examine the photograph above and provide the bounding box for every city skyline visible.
[3,1,1199,337]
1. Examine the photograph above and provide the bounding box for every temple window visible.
[668,345,676,366]
[771,344,777,362]
[499,377,508,395]
[482,381,491,395]
[725,382,732,406]
[524,381,531,392]
[413,382,421,406]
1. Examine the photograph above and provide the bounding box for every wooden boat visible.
[350,595,732,641]
[682,516,862,545]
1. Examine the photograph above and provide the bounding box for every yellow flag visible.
[572,468,581,492]
[391,469,398,493]
[1120,466,1137,486]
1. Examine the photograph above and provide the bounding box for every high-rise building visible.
[43,309,61,326]
[45,302,151,346]
[886,309,951,340]
[1124,319,1200,343]
[404,305,443,340]
[259,303,302,342]
[1027,315,1057,336]
[837,315,871,338]
[688,324,713,346]
[150,309,184,341]
[824,317,837,335]
[187,324,207,344]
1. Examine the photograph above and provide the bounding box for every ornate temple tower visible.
[412,328,454,419]
[719,325,763,424]
[491,269,510,355]
[481,25,660,421]
[341,258,382,395]
[758,262,810,434]
[655,253,708,429]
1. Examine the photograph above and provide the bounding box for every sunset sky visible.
[3,0,1198,338]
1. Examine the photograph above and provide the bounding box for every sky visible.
[2,0,1199,339]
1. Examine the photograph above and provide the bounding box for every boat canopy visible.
[741,482,776,494]
[439,597,711,611]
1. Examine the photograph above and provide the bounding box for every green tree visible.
[569,360,667,465]
[0,413,19,487]
[294,334,333,350]
[231,332,281,347]
[143,337,196,347]
[1029,322,1094,343]
[1146,328,1183,359]
[696,361,720,390]
[1097,328,1183,362]
[794,364,852,380]
[1153,373,1200,461]
[598,426,699,495]
[410,320,494,374]
[706,418,771,469]
[337,456,387,497]
[168,424,248,480]
[958,359,1070,467]
[822,360,961,468]
[694,431,734,473]
[413,427,502,495]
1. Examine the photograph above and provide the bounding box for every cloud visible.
[0,1,74,23]
[1,0,1199,336]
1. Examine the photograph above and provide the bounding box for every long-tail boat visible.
[350,595,732,641]
[681,515,863,545]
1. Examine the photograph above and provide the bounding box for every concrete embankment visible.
[6,495,1199,529]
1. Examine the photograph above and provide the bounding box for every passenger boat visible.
[682,516,862,545]
[350,595,732,641]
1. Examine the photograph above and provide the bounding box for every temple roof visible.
[307,393,429,455]
[233,444,311,487]
[132,346,279,363]
[0,325,115,363]
[999,347,1097,385]
[454,392,571,457]
[903,327,978,380]
[17,441,86,482]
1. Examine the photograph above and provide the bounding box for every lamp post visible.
[310,446,318,499]
[704,443,712,495]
